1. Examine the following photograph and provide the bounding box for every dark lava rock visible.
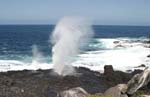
[76,67,107,93]
[135,64,146,68]
[145,40,150,44]
[147,82,150,88]
[0,67,133,97]
[104,65,114,75]
[113,41,120,44]
[115,45,125,48]
[45,87,57,97]
[132,69,143,75]
[103,70,132,88]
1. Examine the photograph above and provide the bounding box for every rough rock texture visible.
[0,67,111,97]
[104,84,128,97]
[57,87,88,97]
[127,67,150,95]
[104,65,114,75]
[0,66,150,97]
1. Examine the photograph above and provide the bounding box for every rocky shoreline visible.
[0,65,150,97]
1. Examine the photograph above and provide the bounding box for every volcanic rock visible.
[114,41,120,44]
[132,69,143,75]
[135,64,146,68]
[0,66,146,97]
[104,65,114,75]
[0,67,108,97]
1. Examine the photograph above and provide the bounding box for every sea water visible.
[0,25,150,72]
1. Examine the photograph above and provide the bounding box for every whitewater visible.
[0,37,149,72]
[0,23,150,73]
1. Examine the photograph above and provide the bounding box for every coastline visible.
[0,66,149,97]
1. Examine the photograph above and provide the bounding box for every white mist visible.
[51,17,93,76]
[31,45,44,69]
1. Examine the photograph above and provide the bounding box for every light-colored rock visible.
[127,67,150,95]
[139,95,150,97]
[57,87,88,97]
[104,84,128,97]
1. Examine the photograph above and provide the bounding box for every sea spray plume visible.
[51,17,94,76]
[31,45,44,68]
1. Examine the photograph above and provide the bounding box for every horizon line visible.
[0,24,150,27]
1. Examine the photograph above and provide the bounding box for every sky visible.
[0,0,150,25]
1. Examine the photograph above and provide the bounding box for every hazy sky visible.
[0,0,150,25]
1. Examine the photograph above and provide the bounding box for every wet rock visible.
[147,55,150,58]
[114,41,120,44]
[135,64,146,68]
[115,44,125,48]
[45,87,57,97]
[132,69,143,75]
[127,67,150,95]
[126,70,132,73]
[57,87,88,97]
[0,66,137,97]
[104,65,114,75]
[104,84,128,97]
[145,40,150,44]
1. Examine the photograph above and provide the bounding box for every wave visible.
[73,37,150,72]
[0,60,53,72]
[0,37,149,72]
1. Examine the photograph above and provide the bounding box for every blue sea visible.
[0,25,150,72]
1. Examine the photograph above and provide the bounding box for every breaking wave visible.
[0,37,149,72]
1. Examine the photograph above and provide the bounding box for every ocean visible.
[0,25,150,72]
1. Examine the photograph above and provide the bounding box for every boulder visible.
[57,87,88,97]
[104,84,128,97]
[127,67,150,95]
